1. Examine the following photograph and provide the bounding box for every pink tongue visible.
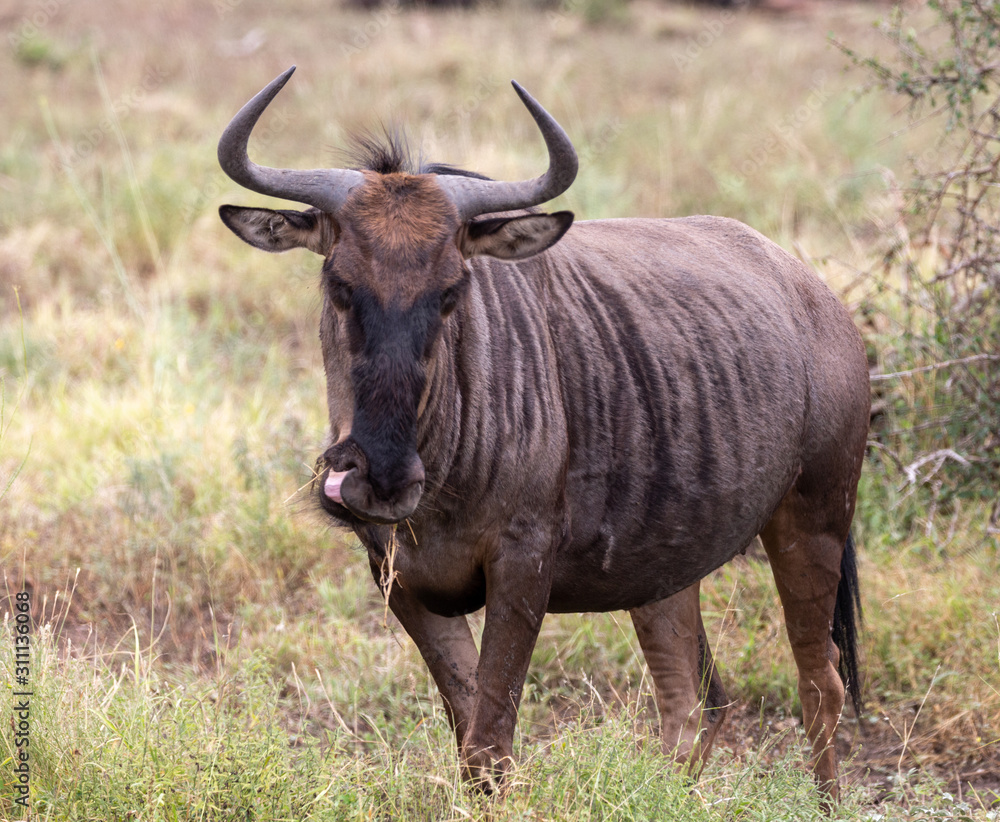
[324,470,349,503]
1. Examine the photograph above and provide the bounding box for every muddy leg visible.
[380,569,480,748]
[630,581,728,776]
[461,524,553,792]
[760,506,847,802]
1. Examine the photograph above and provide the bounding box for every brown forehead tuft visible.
[347,172,457,257]
[338,172,463,305]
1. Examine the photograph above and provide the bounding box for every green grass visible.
[3,577,997,820]
[2,0,999,818]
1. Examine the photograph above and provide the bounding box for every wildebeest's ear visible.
[219,205,338,255]
[459,211,573,260]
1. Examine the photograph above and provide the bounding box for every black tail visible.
[832,531,863,716]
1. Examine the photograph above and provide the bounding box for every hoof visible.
[461,744,512,794]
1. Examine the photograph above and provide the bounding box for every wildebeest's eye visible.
[327,274,354,311]
[440,280,467,318]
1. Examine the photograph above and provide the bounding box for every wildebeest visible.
[218,67,869,799]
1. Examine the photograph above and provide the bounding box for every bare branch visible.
[870,353,1000,382]
[902,449,971,487]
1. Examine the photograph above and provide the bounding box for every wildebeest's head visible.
[218,67,577,525]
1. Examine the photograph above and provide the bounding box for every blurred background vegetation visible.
[1,0,998,818]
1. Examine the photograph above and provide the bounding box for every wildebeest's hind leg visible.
[375,568,480,749]
[759,492,859,803]
[629,581,729,776]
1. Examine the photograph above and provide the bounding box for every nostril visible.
[409,467,425,489]
[325,438,368,477]
[402,455,425,490]
[368,456,424,503]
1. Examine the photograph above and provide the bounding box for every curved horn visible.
[436,81,579,222]
[218,66,363,213]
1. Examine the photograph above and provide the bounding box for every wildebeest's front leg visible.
[373,561,480,748]
[629,581,729,775]
[461,524,554,790]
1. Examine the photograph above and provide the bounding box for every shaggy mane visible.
[344,127,417,174]
[343,127,492,181]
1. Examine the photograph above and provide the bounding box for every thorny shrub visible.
[837,0,1000,532]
